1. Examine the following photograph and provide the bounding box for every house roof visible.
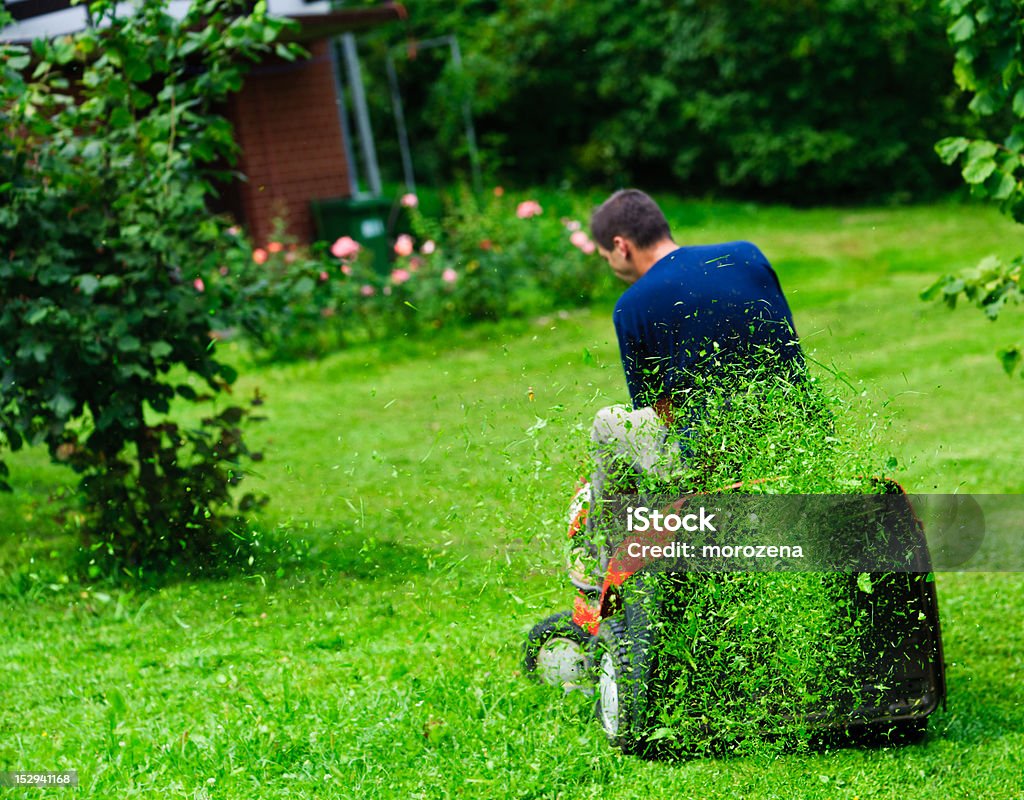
[0,0,406,43]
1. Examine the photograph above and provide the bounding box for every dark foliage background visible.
[358,0,981,202]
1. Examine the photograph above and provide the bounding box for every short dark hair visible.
[590,189,672,251]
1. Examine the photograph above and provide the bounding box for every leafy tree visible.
[925,0,1023,375]
[0,0,300,575]
[365,0,966,201]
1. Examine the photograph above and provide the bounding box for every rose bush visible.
[226,186,615,358]
[381,186,613,331]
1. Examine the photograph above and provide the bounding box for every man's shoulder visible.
[688,240,768,266]
[614,273,657,313]
[613,285,637,323]
[613,275,657,333]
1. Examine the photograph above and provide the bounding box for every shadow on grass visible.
[0,520,435,601]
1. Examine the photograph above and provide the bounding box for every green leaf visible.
[26,306,50,325]
[150,341,173,359]
[1014,89,1024,119]
[942,277,965,296]
[78,274,100,295]
[125,59,152,83]
[967,140,999,161]
[117,335,141,353]
[963,155,996,184]
[998,346,1022,377]
[920,277,947,302]
[949,14,976,43]
[646,727,677,742]
[52,36,76,65]
[975,2,995,25]
[7,53,30,71]
[856,573,874,594]
[935,137,970,165]
[274,42,297,62]
[219,406,245,425]
[18,341,52,362]
[219,363,238,384]
[110,106,133,129]
[50,392,75,418]
[989,170,1018,200]
[951,58,975,92]
[969,91,1002,116]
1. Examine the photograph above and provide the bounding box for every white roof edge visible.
[1,0,337,43]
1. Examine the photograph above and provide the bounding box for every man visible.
[569,189,803,592]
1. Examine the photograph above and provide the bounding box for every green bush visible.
[0,0,299,576]
[925,0,1024,374]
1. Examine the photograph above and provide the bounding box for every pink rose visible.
[394,234,415,258]
[493,186,505,197]
[570,230,590,249]
[319,271,329,282]
[391,268,411,284]
[421,240,436,255]
[193,278,205,292]
[516,200,543,219]
[581,240,596,255]
[400,192,418,208]
[442,268,458,284]
[226,226,240,236]
[252,248,268,265]
[341,264,352,276]
[409,256,423,272]
[267,241,283,254]
[331,236,361,260]
[564,219,582,232]
[360,284,375,297]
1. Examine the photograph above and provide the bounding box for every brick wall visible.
[226,39,351,245]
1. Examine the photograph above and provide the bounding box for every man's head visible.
[590,189,675,284]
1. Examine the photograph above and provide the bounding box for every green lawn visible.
[1,199,1023,798]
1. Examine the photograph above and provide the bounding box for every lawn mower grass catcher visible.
[524,481,947,758]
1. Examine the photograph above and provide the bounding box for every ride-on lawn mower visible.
[524,481,947,756]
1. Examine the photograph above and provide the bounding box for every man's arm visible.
[614,309,652,409]
[615,313,677,419]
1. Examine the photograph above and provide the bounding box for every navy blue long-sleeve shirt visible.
[613,242,802,410]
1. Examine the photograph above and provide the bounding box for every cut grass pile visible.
[0,199,1022,798]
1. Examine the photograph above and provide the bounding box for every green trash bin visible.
[310,196,394,275]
